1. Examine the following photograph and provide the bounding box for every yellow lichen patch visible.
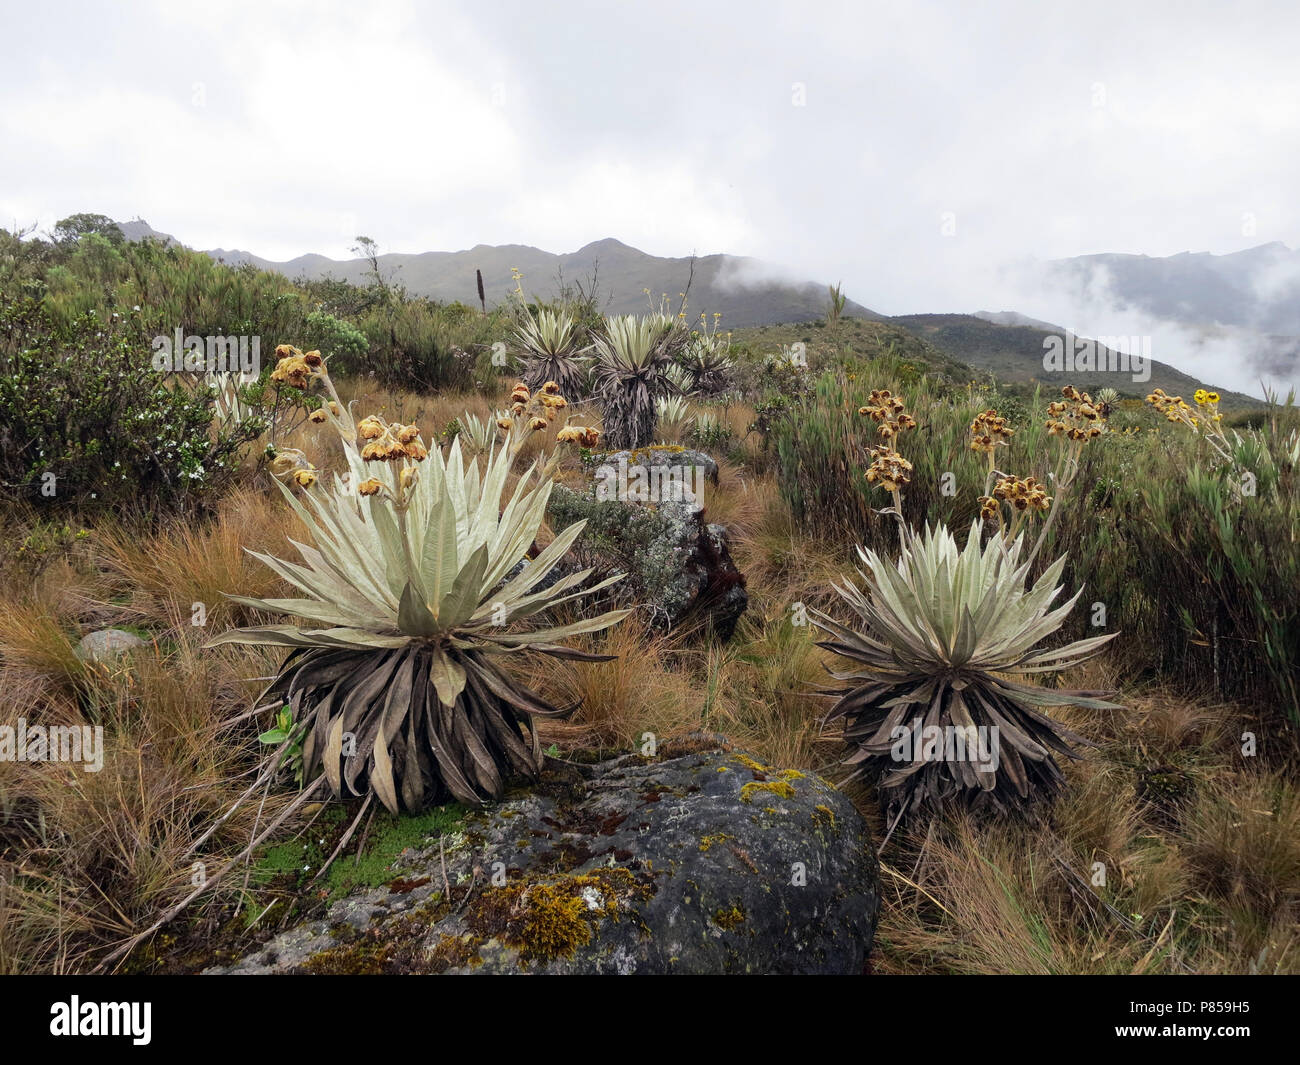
[626,444,687,463]
[303,940,393,975]
[740,779,796,803]
[699,832,735,853]
[713,904,747,931]
[515,883,591,961]
[813,804,837,830]
[463,867,650,964]
[733,754,774,776]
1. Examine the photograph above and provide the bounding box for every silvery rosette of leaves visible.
[209,428,628,811]
[812,521,1119,824]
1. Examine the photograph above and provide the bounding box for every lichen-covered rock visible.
[548,465,747,639]
[75,628,147,661]
[205,739,879,975]
[586,446,720,492]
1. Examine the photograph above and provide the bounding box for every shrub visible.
[0,297,260,514]
[301,309,368,374]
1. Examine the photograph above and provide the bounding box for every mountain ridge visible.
[117,220,878,328]
[109,219,1265,404]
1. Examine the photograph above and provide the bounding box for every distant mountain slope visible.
[1047,243,1300,335]
[889,313,1259,409]
[973,310,1064,332]
[1042,244,1300,393]
[118,222,878,328]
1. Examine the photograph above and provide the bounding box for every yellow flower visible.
[309,409,327,423]
[292,469,317,489]
[357,416,384,440]
[357,478,383,496]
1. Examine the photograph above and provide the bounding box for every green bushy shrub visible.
[0,297,260,513]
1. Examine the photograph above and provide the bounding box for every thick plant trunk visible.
[601,380,657,449]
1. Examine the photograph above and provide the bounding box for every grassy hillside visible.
[890,313,1261,409]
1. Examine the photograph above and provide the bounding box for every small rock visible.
[76,628,147,661]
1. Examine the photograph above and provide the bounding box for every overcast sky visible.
[3,0,1299,391]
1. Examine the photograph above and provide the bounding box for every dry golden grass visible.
[96,486,299,636]
[526,619,701,750]
[873,689,1300,975]
[0,607,288,972]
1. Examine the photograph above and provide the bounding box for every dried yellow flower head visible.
[271,356,311,389]
[860,389,915,438]
[864,445,913,492]
[993,475,1051,514]
[1046,387,1103,443]
[970,409,1014,453]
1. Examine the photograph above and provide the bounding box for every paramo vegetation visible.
[1,215,1298,974]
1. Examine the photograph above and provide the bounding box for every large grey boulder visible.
[548,446,747,639]
[586,446,720,494]
[205,740,879,975]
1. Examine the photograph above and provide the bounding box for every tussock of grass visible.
[874,691,1300,975]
